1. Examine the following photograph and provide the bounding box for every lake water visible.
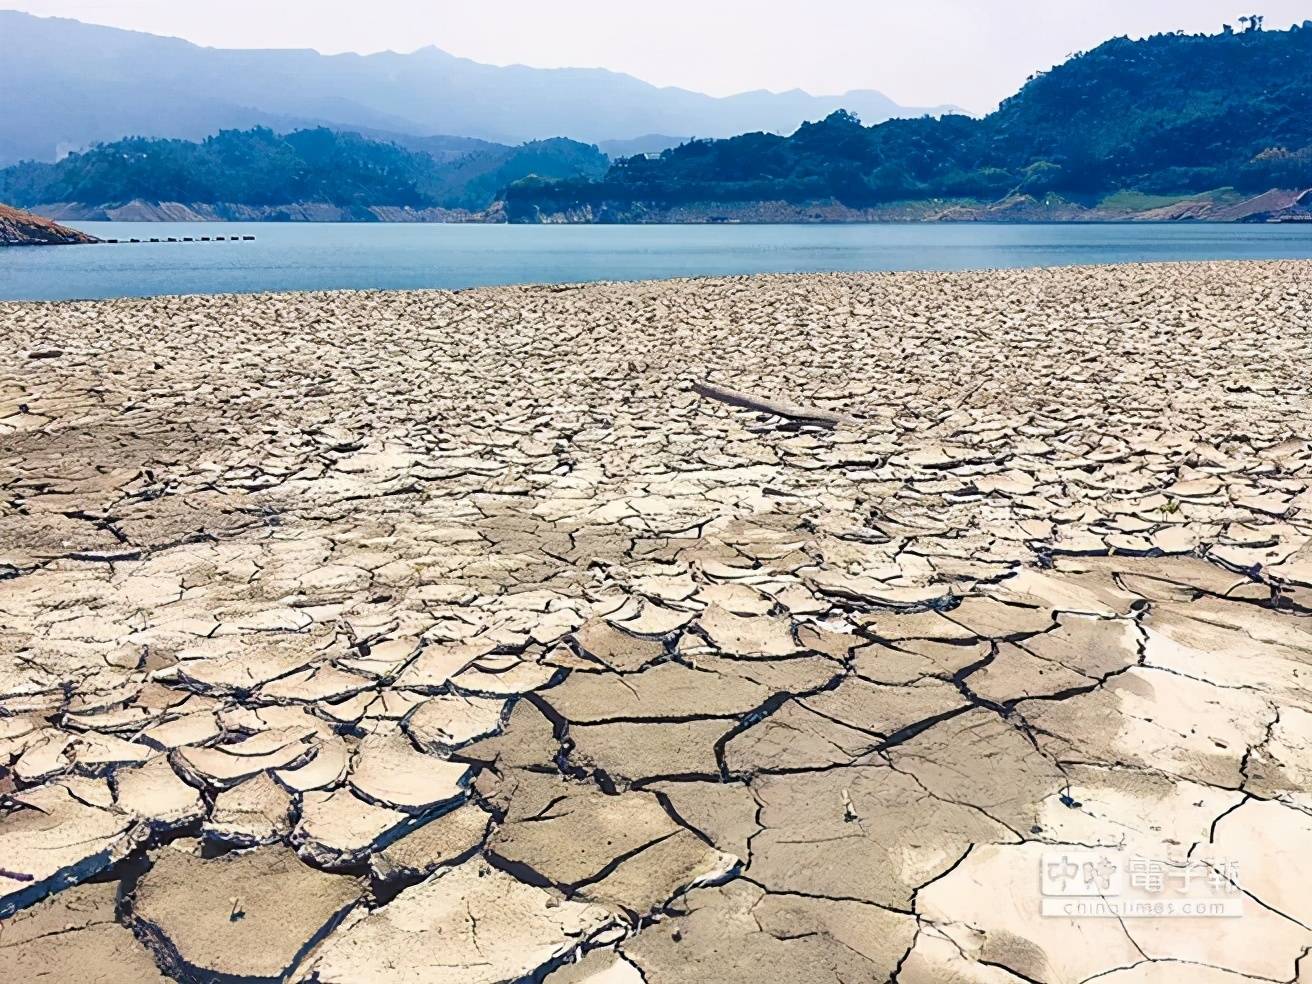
[3,221,1312,301]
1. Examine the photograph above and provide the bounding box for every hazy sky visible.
[9,1,1312,112]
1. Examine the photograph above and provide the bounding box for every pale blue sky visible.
[8,1,1311,112]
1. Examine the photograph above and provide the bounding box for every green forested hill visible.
[987,21,1312,191]
[506,22,1312,218]
[0,128,609,211]
[6,22,1310,221]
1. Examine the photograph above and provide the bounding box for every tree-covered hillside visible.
[987,19,1312,192]
[6,22,1309,221]
[506,22,1312,218]
[0,128,609,211]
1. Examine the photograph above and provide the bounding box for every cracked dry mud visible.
[1,260,1311,983]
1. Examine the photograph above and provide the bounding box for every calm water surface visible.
[3,221,1311,301]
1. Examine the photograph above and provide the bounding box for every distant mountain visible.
[0,10,959,166]
[341,130,506,163]
[505,22,1312,221]
[597,135,690,158]
[0,127,609,214]
[416,138,612,210]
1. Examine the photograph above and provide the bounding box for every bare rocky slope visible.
[1,261,1310,982]
[0,203,97,245]
[511,187,1312,224]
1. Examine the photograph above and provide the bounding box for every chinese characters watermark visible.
[1041,851,1243,918]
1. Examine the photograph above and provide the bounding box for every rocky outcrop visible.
[0,202,97,245]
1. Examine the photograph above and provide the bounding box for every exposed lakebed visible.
[1,261,1310,981]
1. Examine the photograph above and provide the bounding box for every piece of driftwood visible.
[692,381,857,428]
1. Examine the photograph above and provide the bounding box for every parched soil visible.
[1,261,1310,983]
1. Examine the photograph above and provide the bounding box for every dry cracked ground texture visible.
[1,260,1311,984]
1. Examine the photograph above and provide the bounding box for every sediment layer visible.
[1,261,1310,982]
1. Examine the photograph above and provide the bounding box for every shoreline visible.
[26,185,1312,225]
[8,256,1312,306]
[34,215,1312,226]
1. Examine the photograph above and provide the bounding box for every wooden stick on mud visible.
[692,381,857,428]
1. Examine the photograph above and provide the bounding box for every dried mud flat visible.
[1,260,1311,984]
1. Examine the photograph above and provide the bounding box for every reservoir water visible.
[3,221,1311,301]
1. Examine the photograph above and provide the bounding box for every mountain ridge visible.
[504,23,1312,222]
[0,10,958,166]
